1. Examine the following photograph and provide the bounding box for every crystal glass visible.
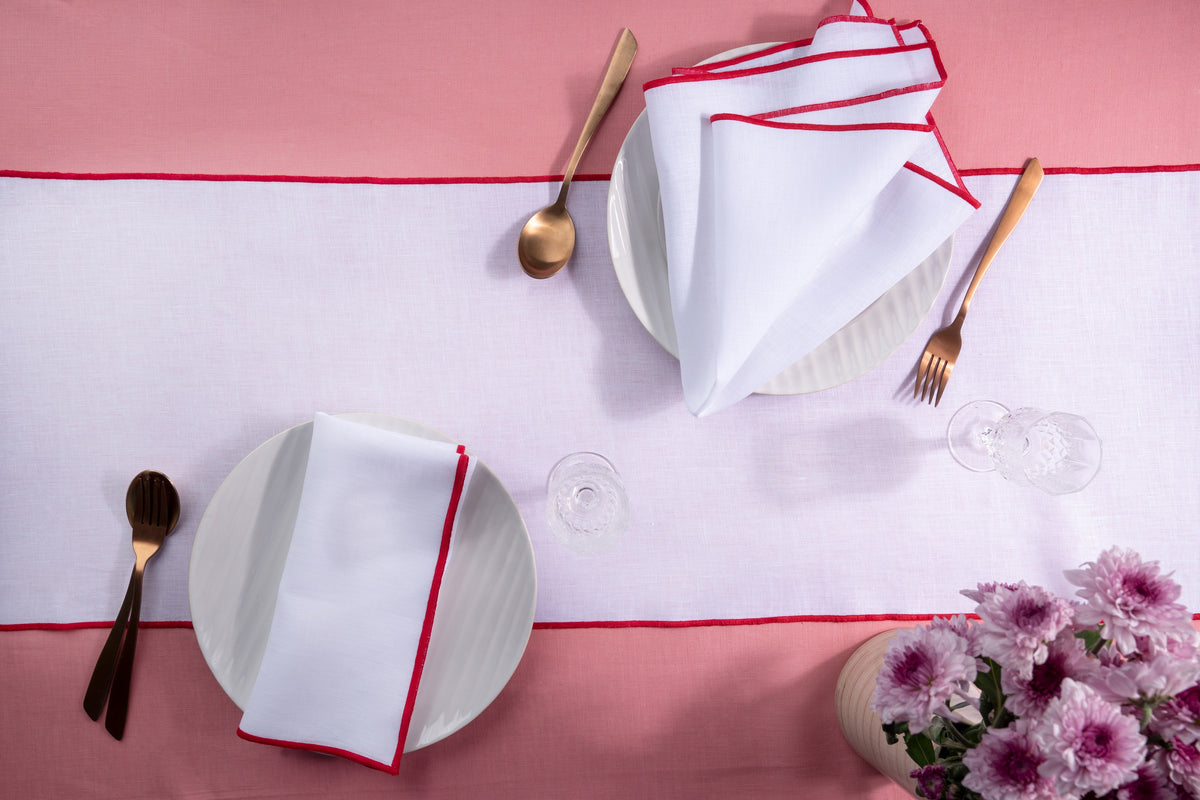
[545,452,629,554]
[946,401,1102,495]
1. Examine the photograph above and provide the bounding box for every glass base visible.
[545,452,629,555]
[947,400,1009,472]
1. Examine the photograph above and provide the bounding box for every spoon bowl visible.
[518,28,636,279]
[518,204,576,278]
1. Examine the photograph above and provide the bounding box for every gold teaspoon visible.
[518,28,637,279]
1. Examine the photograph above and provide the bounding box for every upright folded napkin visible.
[644,4,979,416]
[237,413,474,773]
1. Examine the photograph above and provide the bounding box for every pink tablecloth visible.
[3,1,1199,798]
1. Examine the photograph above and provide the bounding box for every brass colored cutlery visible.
[84,470,180,739]
[518,28,638,278]
[915,157,1044,405]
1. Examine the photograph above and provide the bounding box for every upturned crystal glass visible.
[946,401,1102,495]
[545,452,629,554]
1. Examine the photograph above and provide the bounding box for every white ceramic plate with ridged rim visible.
[607,43,953,395]
[188,413,536,751]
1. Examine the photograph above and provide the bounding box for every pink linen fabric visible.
[1,622,924,800]
[1,0,1198,177]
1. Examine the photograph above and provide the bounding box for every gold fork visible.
[915,158,1044,405]
[83,470,180,739]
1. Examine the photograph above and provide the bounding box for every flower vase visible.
[834,630,920,797]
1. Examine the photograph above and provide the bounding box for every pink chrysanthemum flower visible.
[962,581,1020,605]
[930,613,984,659]
[974,581,1076,679]
[1002,632,1098,718]
[1035,679,1146,798]
[1099,649,1200,706]
[961,719,1057,800]
[1157,737,1200,797]
[871,626,976,733]
[1113,763,1174,800]
[1065,547,1197,655]
[1154,683,1200,746]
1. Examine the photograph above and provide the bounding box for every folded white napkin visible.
[644,4,979,416]
[237,413,475,773]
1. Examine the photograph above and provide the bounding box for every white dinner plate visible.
[606,44,953,395]
[189,413,537,751]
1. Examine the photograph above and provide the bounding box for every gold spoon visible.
[82,470,181,738]
[518,28,637,279]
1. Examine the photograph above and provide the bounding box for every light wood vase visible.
[834,630,920,796]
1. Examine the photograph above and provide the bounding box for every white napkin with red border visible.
[644,2,978,416]
[237,412,474,773]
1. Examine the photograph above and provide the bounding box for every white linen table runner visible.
[1,169,1198,625]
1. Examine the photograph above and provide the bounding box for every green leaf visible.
[905,732,937,767]
[924,719,948,753]
[973,658,1006,725]
[882,720,908,745]
[977,689,996,722]
[1076,627,1105,653]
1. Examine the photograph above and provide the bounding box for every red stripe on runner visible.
[0,620,193,631]
[6,612,1200,632]
[5,165,1200,185]
[961,164,1200,176]
[0,170,612,185]
[536,613,966,629]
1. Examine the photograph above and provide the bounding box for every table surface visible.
[4,1,1200,798]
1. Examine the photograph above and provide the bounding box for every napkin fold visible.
[237,413,475,773]
[644,3,979,416]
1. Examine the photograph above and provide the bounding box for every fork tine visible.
[914,351,933,399]
[148,475,160,527]
[142,473,156,527]
[928,358,948,404]
[933,360,954,407]
[921,357,942,403]
[921,357,940,402]
[141,474,151,527]
[152,475,167,527]
[159,477,171,528]
[140,474,152,525]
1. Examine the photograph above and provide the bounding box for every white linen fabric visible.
[643,14,978,415]
[236,412,473,772]
[2,170,1199,625]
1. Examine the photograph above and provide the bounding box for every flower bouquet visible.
[871,547,1200,799]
